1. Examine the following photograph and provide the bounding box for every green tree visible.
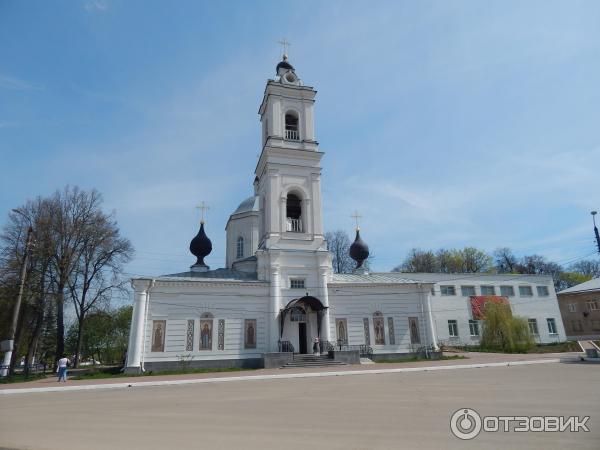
[480,301,534,353]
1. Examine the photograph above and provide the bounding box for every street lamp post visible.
[592,211,600,255]
[0,210,34,377]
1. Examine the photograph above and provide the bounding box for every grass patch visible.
[376,355,467,364]
[70,366,255,380]
[445,341,581,354]
[0,373,47,384]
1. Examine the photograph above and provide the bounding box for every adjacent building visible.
[557,278,600,340]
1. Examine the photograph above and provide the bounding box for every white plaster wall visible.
[225,213,259,268]
[141,281,269,364]
[327,285,430,354]
[428,275,566,345]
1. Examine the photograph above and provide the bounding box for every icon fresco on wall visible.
[336,318,348,344]
[409,317,420,344]
[245,319,257,349]
[373,312,385,345]
[200,319,213,350]
[151,320,166,352]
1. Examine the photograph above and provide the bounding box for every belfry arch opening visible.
[284,112,299,141]
[286,193,302,232]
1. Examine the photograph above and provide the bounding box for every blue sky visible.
[1,0,599,277]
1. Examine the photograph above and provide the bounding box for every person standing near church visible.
[56,355,70,382]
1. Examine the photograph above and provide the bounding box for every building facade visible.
[557,278,600,340]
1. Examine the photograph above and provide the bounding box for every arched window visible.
[285,112,299,141]
[236,236,244,259]
[286,193,302,232]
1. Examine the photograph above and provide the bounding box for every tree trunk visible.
[55,290,65,367]
[24,308,44,376]
[74,313,86,368]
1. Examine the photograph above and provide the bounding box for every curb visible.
[0,358,562,396]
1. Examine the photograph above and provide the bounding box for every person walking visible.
[56,355,70,382]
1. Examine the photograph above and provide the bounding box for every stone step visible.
[281,359,347,368]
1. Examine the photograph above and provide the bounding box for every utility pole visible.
[0,220,34,377]
[592,211,600,255]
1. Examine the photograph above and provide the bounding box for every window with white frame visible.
[568,303,577,313]
[547,318,557,335]
[440,285,456,296]
[500,285,515,297]
[461,286,476,296]
[469,320,480,337]
[236,236,244,259]
[528,318,539,335]
[290,278,305,289]
[536,286,550,297]
[519,286,533,297]
[448,320,459,337]
[481,285,495,295]
[587,300,599,311]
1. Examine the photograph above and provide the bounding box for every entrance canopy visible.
[279,296,327,339]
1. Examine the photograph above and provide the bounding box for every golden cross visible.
[278,38,291,56]
[196,201,210,224]
[351,210,362,230]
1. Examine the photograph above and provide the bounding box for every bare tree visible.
[494,247,519,273]
[325,230,354,274]
[569,260,600,278]
[67,206,132,367]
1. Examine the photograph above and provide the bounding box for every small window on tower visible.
[236,236,244,259]
[285,113,299,141]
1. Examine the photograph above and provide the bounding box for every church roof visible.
[157,268,261,283]
[330,273,424,284]
[232,196,259,215]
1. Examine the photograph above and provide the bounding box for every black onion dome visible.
[189,222,212,266]
[276,56,294,73]
[349,229,369,268]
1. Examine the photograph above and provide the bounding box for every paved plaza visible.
[0,359,598,450]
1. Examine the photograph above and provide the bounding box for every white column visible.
[269,266,281,352]
[319,267,331,342]
[126,287,149,370]
[421,285,439,351]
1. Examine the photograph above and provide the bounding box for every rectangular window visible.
[461,285,476,296]
[528,318,539,335]
[440,285,456,296]
[481,285,495,295]
[448,320,459,337]
[290,278,305,289]
[408,317,420,344]
[469,320,480,337]
[587,300,599,311]
[536,286,550,297]
[500,285,515,297]
[547,318,557,335]
[244,319,257,349]
[519,286,533,297]
[568,303,577,313]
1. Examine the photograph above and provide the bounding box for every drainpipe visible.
[140,279,155,373]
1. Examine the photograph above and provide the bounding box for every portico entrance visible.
[279,296,328,354]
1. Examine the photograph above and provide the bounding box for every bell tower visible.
[255,53,325,252]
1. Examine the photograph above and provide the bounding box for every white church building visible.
[124,54,566,373]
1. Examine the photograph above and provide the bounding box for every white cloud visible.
[0,74,44,91]
[84,0,108,12]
